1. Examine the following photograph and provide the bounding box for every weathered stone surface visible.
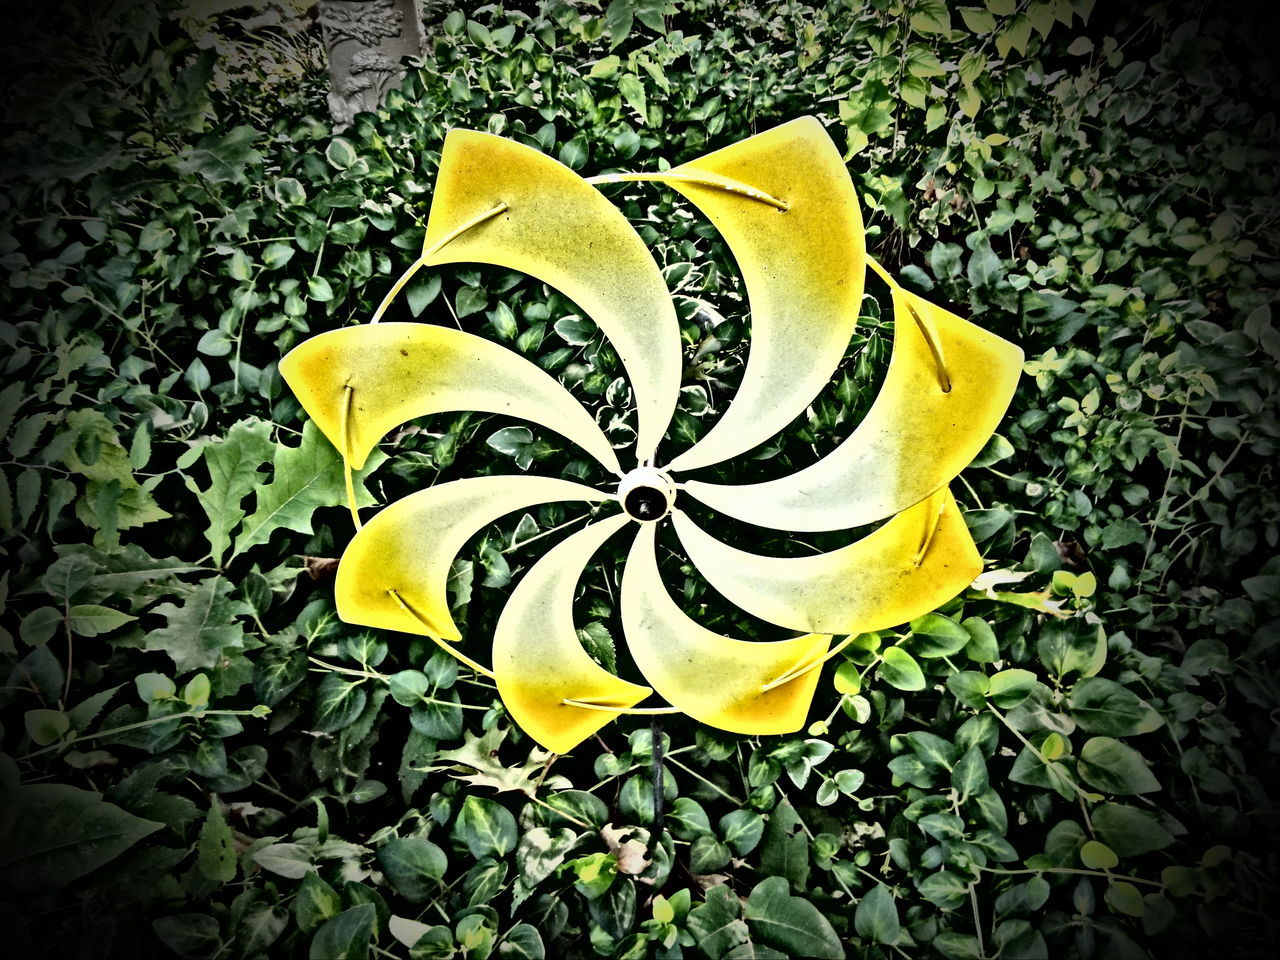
[318,0,424,128]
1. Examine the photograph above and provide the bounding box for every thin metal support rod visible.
[913,494,948,567]
[586,171,789,211]
[560,699,680,714]
[760,634,856,692]
[649,717,665,859]
[866,255,953,393]
[370,201,509,324]
[340,385,362,531]
[385,588,496,678]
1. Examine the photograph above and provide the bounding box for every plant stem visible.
[20,708,265,760]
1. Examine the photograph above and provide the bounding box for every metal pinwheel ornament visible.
[280,117,1023,754]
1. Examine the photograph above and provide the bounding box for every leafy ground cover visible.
[2,0,1279,957]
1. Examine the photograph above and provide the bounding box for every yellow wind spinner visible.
[280,117,1023,754]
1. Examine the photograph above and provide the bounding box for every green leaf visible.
[177,125,263,183]
[153,915,221,959]
[252,842,313,879]
[879,646,926,690]
[918,869,969,910]
[687,885,751,959]
[62,410,170,546]
[196,418,274,564]
[960,7,996,34]
[554,315,597,345]
[951,746,989,801]
[618,74,648,120]
[514,827,577,906]
[24,708,69,745]
[908,613,971,657]
[144,577,251,674]
[1078,737,1160,795]
[589,55,621,78]
[233,422,385,556]
[947,671,990,708]
[1105,880,1146,918]
[306,275,334,302]
[197,800,236,884]
[690,836,732,873]
[378,837,447,902]
[0,783,162,898]
[309,904,375,960]
[758,800,809,889]
[962,617,1000,661]
[387,670,430,706]
[455,796,518,859]
[932,931,984,958]
[296,870,342,932]
[745,877,843,959]
[995,14,1032,57]
[668,797,713,840]
[313,673,368,733]
[325,137,357,170]
[909,0,952,35]
[854,883,901,944]
[1080,839,1118,869]
[987,668,1037,708]
[1092,803,1175,856]
[558,137,589,170]
[135,673,175,702]
[719,809,764,857]
[20,606,62,647]
[605,0,634,46]
[66,604,135,637]
[1069,678,1162,736]
[833,660,862,695]
[497,923,545,959]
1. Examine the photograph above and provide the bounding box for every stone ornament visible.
[280,117,1024,754]
[319,0,424,128]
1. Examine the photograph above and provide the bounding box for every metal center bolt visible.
[618,466,677,522]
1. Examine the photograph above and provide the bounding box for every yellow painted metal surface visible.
[661,117,865,473]
[423,129,681,465]
[282,117,1024,754]
[671,487,981,634]
[620,524,832,735]
[493,514,652,754]
[335,476,609,642]
[681,285,1023,530]
[280,323,622,474]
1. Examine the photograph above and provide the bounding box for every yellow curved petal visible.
[335,476,611,643]
[680,287,1023,530]
[493,513,651,754]
[424,129,681,465]
[663,117,865,472]
[671,487,981,634]
[280,323,621,475]
[620,524,831,735]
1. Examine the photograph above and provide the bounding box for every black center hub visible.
[624,485,668,521]
[616,466,675,523]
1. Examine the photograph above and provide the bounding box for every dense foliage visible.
[2,0,1278,957]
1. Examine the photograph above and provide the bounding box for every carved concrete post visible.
[318,0,425,128]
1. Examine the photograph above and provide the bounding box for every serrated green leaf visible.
[144,577,250,674]
[197,800,236,884]
[196,418,274,565]
[233,422,385,556]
